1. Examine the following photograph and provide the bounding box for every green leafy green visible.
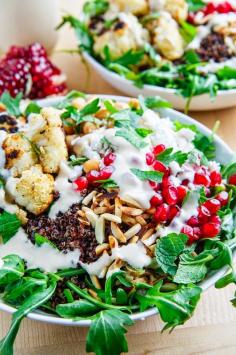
[103,100,118,114]
[86,310,133,355]
[0,255,25,286]
[136,281,202,330]
[0,92,22,117]
[156,147,188,166]
[140,95,172,111]
[61,98,100,125]
[34,233,58,249]
[222,162,236,180]
[0,279,57,355]
[112,50,145,67]
[56,300,100,318]
[24,102,41,116]
[217,66,236,80]
[131,168,163,183]
[156,233,188,276]
[115,128,148,149]
[0,212,21,243]
[179,21,197,44]
[56,90,86,109]
[186,0,205,12]
[184,50,201,64]
[69,154,88,166]
[83,0,109,17]
[135,128,153,138]
[97,179,118,189]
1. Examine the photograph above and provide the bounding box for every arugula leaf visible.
[69,154,88,166]
[136,281,202,330]
[116,128,148,149]
[0,212,21,243]
[155,233,188,276]
[83,0,109,17]
[24,102,41,116]
[86,310,133,355]
[222,162,236,180]
[0,279,57,355]
[217,66,236,80]
[113,50,145,67]
[156,147,188,166]
[57,15,93,52]
[0,92,22,117]
[135,128,153,138]
[34,233,58,249]
[131,168,163,183]
[141,95,172,110]
[0,255,25,286]
[112,109,139,128]
[105,271,125,304]
[4,277,47,304]
[179,21,197,44]
[186,0,205,12]
[56,300,100,318]
[184,50,200,64]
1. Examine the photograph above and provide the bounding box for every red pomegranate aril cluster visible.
[202,199,221,214]
[150,193,163,207]
[216,191,229,206]
[154,204,169,223]
[74,176,88,191]
[152,144,165,155]
[103,152,116,166]
[0,43,67,98]
[229,174,236,185]
[188,2,235,24]
[87,166,113,183]
[194,167,222,188]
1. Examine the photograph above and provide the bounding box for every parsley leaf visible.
[131,168,163,182]
[61,98,100,125]
[115,128,148,149]
[56,90,86,109]
[136,281,202,330]
[155,233,188,276]
[69,155,88,166]
[96,179,118,189]
[113,50,145,67]
[83,0,109,17]
[0,92,22,117]
[86,310,133,355]
[141,95,172,110]
[184,50,201,64]
[24,102,41,116]
[57,15,93,52]
[0,211,21,243]
[186,0,205,12]
[135,128,153,138]
[103,100,118,114]
[156,147,188,166]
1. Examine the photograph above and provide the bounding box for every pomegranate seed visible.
[198,205,211,223]
[146,152,154,166]
[193,227,202,238]
[149,181,161,191]
[216,191,229,206]
[0,43,66,98]
[99,166,113,180]
[73,176,88,191]
[87,170,101,183]
[181,225,194,238]
[168,205,180,222]
[210,171,222,186]
[162,186,178,205]
[104,152,116,166]
[153,160,168,174]
[153,204,169,223]
[203,199,221,214]
[210,215,221,225]
[177,185,187,203]
[182,179,189,186]
[153,144,165,155]
[150,193,163,207]
[187,216,199,227]
[217,2,234,13]
[229,174,236,185]
[201,222,221,238]
[194,173,211,187]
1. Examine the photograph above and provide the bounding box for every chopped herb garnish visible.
[156,147,188,166]
[83,0,109,17]
[69,155,88,166]
[96,179,118,189]
[56,90,86,109]
[24,102,41,116]
[115,128,148,149]
[0,92,22,117]
[131,168,163,182]
[135,128,153,138]
[34,233,58,249]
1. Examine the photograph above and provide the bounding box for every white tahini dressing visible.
[159,191,200,237]
[49,161,82,219]
[0,130,9,180]
[0,228,81,272]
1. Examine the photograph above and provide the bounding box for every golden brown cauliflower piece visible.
[9,165,54,215]
[153,12,184,60]
[110,0,149,16]
[149,0,188,22]
[94,13,149,59]
[26,107,68,174]
[2,133,38,177]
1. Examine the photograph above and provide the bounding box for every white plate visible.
[83,52,236,111]
[0,94,234,327]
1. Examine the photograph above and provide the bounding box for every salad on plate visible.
[0,91,235,354]
[60,0,236,108]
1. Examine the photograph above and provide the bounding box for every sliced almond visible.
[135,215,147,226]
[120,196,142,208]
[141,228,155,241]
[122,215,137,226]
[95,216,105,244]
[82,191,97,205]
[83,207,98,227]
[124,223,141,239]
[94,206,108,214]
[90,275,102,289]
[129,235,139,244]
[109,235,119,249]
[115,197,122,218]
[101,213,121,224]
[111,222,126,243]
[95,243,110,256]
[121,206,143,216]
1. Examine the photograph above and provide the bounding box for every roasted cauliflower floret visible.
[153,12,184,60]
[109,0,149,16]
[149,0,188,22]
[26,107,68,174]
[9,165,54,215]
[2,133,38,177]
[94,13,149,59]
